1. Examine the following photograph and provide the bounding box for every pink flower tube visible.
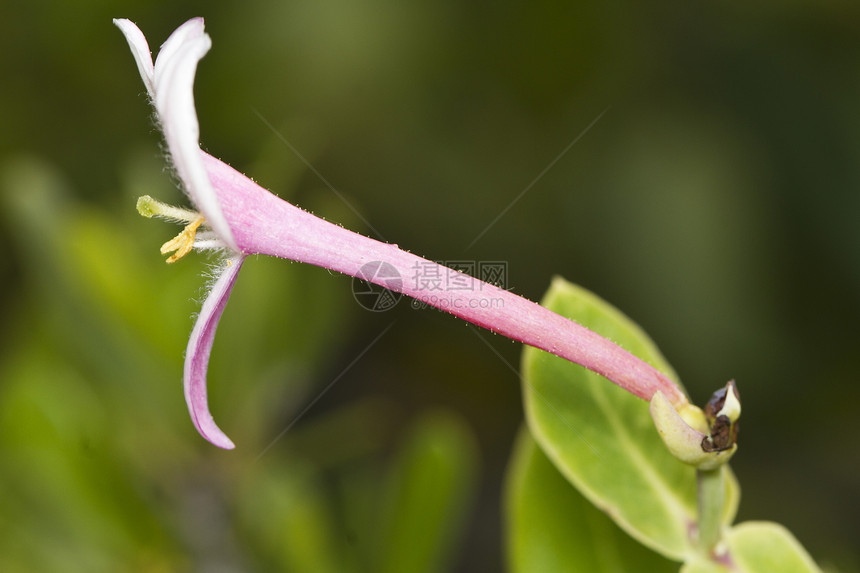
[115,18,687,449]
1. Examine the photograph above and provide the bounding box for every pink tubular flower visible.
[115,18,688,449]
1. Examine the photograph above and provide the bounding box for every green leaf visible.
[505,427,678,573]
[681,522,822,573]
[725,522,822,573]
[522,277,738,560]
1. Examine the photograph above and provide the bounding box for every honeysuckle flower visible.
[116,17,692,450]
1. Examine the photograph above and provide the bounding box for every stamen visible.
[136,196,207,263]
[160,216,205,263]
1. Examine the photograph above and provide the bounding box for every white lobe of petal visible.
[184,255,245,449]
[153,17,206,92]
[113,19,155,98]
[717,380,741,422]
[151,20,238,251]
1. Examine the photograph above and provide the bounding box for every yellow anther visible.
[160,216,205,263]
[137,195,207,263]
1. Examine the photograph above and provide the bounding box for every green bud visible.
[650,386,738,471]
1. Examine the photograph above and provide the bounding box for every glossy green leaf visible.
[681,522,822,573]
[522,277,738,560]
[506,428,678,573]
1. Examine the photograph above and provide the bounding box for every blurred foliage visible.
[1,0,859,571]
[0,155,476,571]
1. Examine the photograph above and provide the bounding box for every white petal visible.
[113,19,155,98]
[153,17,206,92]
[151,19,238,251]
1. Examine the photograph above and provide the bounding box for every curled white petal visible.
[116,18,238,252]
[113,19,155,98]
[153,17,206,89]
[184,254,246,449]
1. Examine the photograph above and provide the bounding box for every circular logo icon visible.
[352,261,402,312]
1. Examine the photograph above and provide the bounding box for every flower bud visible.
[650,382,739,470]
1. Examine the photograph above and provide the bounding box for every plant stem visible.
[697,467,725,556]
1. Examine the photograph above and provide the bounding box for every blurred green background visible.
[1,1,858,571]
